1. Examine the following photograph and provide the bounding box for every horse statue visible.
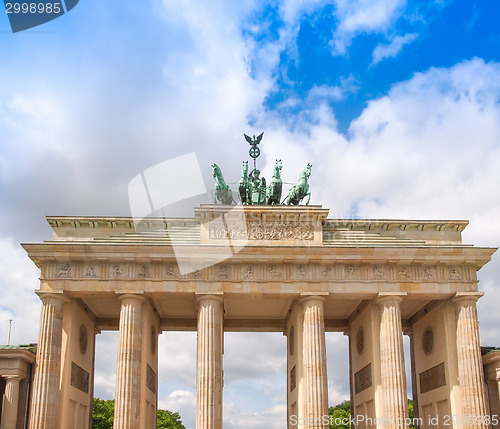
[282,163,312,205]
[212,164,235,204]
[238,161,251,205]
[266,159,283,205]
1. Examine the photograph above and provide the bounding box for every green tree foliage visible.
[92,398,114,429]
[408,399,415,429]
[328,400,351,429]
[328,399,415,429]
[157,409,186,429]
[92,398,186,429]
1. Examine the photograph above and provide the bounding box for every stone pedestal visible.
[1,375,22,429]
[196,295,223,429]
[453,293,489,429]
[29,293,66,429]
[301,296,328,429]
[377,294,409,429]
[114,294,144,429]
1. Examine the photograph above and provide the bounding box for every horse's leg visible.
[305,191,311,205]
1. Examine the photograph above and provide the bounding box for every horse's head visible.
[275,159,282,170]
[212,163,220,177]
[299,163,312,179]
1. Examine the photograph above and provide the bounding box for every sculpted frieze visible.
[44,261,474,283]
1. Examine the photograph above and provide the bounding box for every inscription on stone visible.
[70,362,89,393]
[147,364,157,394]
[209,221,314,241]
[419,362,446,394]
[355,363,372,394]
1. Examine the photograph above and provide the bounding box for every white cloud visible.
[331,0,407,54]
[224,403,287,429]
[0,239,40,345]
[159,390,196,429]
[158,332,197,390]
[372,32,418,64]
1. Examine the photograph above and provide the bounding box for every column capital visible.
[452,291,484,305]
[35,290,69,304]
[375,292,406,305]
[116,292,146,302]
[196,293,224,304]
[299,292,328,305]
[4,375,23,381]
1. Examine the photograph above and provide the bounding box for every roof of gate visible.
[44,212,471,248]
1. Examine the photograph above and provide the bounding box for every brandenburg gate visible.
[22,204,496,429]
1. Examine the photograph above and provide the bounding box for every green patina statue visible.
[212,163,235,204]
[282,163,312,205]
[238,161,251,205]
[212,134,312,205]
[266,159,282,205]
[249,168,266,205]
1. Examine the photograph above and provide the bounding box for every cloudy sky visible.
[1,0,500,428]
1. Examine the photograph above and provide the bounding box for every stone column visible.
[114,294,144,429]
[1,375,23,429]
[29,293,66,429]
[196,295,223,429]
[377,294,409,429]
[453,293,489,429]
[301,295,328,429]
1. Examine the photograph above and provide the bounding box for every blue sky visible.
[1,1,500,429]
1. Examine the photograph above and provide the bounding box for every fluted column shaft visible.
[29,293,65,429]
[114,294,144,429]
[1,376,22,429]
[453,294,489,429]
[377,295,409,429]
[301,296,328,429]
[196,295,223,429]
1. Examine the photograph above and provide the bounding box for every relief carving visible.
[146,364,157,394]
[243,266,255,280]
[373,265,385,280]
[137,265,149,278]
[217,266,228,279]
[165,265,175,277]
[355,363,372,394]
[113,265,123,278]
[268,266,282,279]
[347,265,359,279]
[57,264,72,278]
[449,267,461,280]
[419,362,446,393]
[422,266,434,280]
[70,362,89,393]
[398,266,410,279]
[322,266,334,280]
[84,266,97,278]
[290,366,296,392]
[296,265,307,278]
